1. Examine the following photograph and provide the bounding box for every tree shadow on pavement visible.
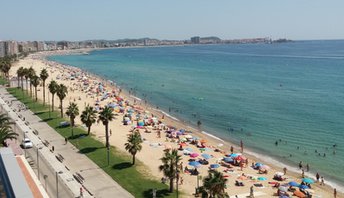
[112,162,133,170]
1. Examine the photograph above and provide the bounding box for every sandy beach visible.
[9,51,342,198]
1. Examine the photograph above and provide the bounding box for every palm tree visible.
[23,68,30,92]
[202,170,228,198]
[98,106,115,165]
[30,75,40,101]
[18,67,25,90]
[16,67,24,88]
[40,69,49,106]
[28,67,35,97]
[80,105,97,135]
[124,131,143,165]
[48,80,58,112]
[56,84,68,118]
[0,114,17,146]
[66,102,79,137]
[159,149,182,193]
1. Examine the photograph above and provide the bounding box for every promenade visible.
[0,87,133,198]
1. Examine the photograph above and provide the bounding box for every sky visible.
[1,0,344,41]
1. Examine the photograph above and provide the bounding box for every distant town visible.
[0,37,291,57]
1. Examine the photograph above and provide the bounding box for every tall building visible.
[4,41,18,56]
[0,41,5,57]
[191,36,200,44]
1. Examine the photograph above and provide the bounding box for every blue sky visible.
[1,0,343,41]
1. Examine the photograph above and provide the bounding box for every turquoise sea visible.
[49,40,344,190]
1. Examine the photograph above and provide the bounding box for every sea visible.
[48,40,344,191]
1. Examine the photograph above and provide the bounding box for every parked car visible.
[21,138,33,149]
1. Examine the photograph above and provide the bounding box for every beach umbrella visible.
[185,148,193,152]
[210,164,220,169]
[257,177,267,181]
[201,153,212,159]
[179,142,187,147]
[190,153,199,158]
[293,190,306,198]
[183,149,191,155]
[235,155,246,161]
[223,157,233,163]
[188,161,201,168]
[299,185,309,189]
[278,186,288,192]
[288,181,300,187]
[302,178,314,184]
[228,153,239,158]
[255,162,263,168]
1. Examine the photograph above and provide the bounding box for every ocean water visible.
[49,40,344,189]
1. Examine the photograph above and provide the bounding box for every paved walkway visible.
[0,87,133,198]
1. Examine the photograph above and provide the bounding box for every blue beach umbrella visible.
[299,185,309,189]
[188,161,201,168]
[210,164,220,169]
[223,157,233,163]
[201,153,212,160]
[229,153,239,158]
[255,162,263,167]
[258,177,267,181]
[288,181,300,187]
[302,178,314,184]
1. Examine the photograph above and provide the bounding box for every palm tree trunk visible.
[71,119,74,137]
[30,84,32,97]
[105,124,109,148]
[43,81,45,105]
[87,126,91,135]
[25,79,28,92]
[170,177,174,193]
[133,154,136,165]
[105,123,110,165]
[35,87,38,101]
[52,94,55,112]
[60,99,63,118]
[17,77,20,88]
[21,77,23,90]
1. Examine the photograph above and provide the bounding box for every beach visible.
[9,51,342,198]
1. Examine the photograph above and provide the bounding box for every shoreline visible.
[11,50,342,197]
[46,49,344,194]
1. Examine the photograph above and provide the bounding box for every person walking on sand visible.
[65,137,68,144]
[283,167,287,175]
[80,187,83,198]
[321,176,325,185]
[240,140,244,153]
[316,172,320,182]
[250,185,254,198]
[301,169,305,178]
[306,163,309,172]
[110,129,112,136]
[334,188,337,198]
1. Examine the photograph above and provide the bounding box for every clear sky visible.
[1,0,343,41]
